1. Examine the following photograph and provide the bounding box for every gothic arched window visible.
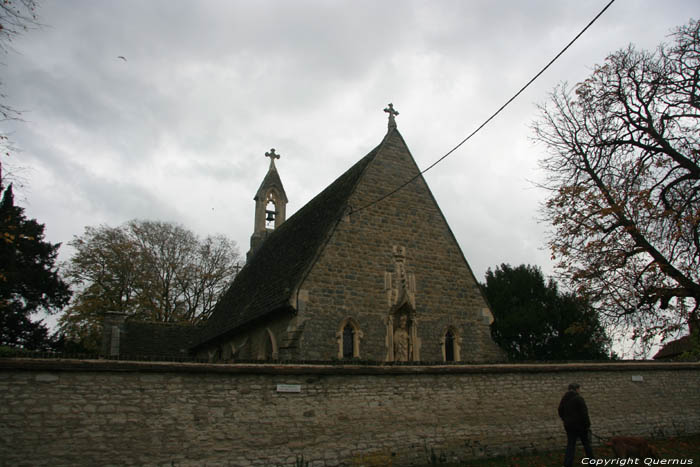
[444,330,455,362]
[265,198,277,229]
[342,324,354,359]
[337,318,363,359]
[441,327,461,362]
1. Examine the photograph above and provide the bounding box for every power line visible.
[351,0,616,215]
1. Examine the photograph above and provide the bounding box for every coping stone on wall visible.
[1,358,699,376]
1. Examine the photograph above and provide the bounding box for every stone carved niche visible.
[385,246,420,362]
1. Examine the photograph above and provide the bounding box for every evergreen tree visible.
[0,184,71,349]
[482,264,611,361]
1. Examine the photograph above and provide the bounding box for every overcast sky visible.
[2,1,697,352]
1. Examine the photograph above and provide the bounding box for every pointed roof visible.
[195,138,385,347]
[195,124,487,351]
[255,155,288,203]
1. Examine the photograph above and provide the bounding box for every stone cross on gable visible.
[384,103,399,129]
[265,148,280,161]
[265,148,280,168]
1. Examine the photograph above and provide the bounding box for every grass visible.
[430,434,700,466]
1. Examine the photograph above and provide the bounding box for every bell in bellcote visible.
[265,210,276,222]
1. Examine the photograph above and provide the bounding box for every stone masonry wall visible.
[299,130,502,363]
[1,359,699,467]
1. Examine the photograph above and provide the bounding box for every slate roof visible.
[195,137,387,348]
[121,320,200,359]
[653,335,695,360]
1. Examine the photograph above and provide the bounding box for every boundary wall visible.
[1,359,699,466]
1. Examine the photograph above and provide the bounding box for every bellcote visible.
[248,149,288,261]
[254,149,288,208]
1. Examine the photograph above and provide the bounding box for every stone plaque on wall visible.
[276,384,302,393]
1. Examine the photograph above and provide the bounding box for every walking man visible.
[558,383,594,466]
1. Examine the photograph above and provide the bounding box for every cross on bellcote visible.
[265,148,280,167]
[384,103,399,130]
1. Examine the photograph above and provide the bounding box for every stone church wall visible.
[297,133,502,363]
[196,313,295,362]
[1,359,699,466]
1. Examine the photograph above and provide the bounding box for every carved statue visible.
[393,315,410,362]
[385,245,419,362]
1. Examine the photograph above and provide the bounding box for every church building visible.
[190,105,503,363]
[103,105,503,363]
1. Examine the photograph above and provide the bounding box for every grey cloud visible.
[2,0,697,287]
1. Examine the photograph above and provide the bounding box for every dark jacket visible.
[558,390,591,433]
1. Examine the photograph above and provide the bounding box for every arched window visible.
[444,330,455,362]
[441,327,461,362]
[337,318,363,359]
[265,199,277,229]
[342,323,354,359]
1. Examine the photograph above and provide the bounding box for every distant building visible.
[653,334,698,361]
[104,106,504,363]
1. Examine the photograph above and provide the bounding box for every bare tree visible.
[0,0,39,186]
[533,19,700,354]
[176,234,240,323]
[59,220,241,351]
